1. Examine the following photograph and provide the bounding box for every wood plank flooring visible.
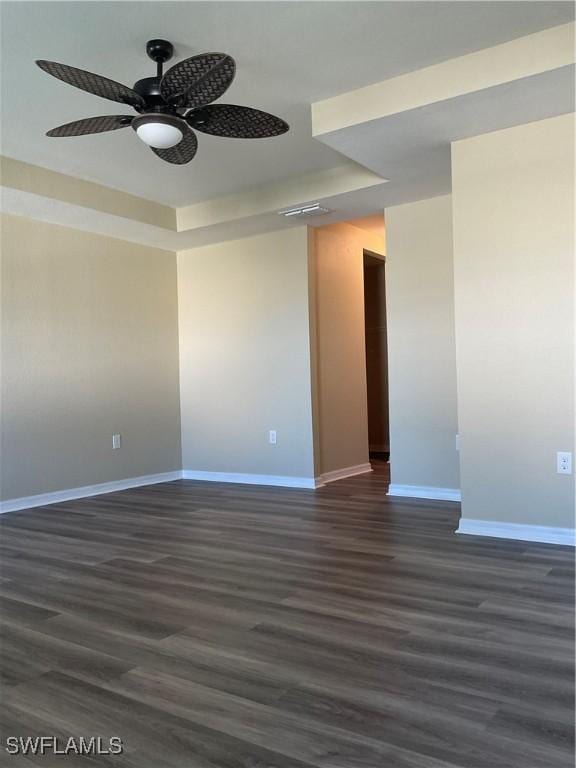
[0,462,574,767]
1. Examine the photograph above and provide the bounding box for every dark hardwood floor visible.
[0,462,574,767]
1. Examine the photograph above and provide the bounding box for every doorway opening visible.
[310,214,388,484]
[363,251,390,469]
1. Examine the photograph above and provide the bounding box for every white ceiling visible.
[318,65,575,210]
[1,1,573,207]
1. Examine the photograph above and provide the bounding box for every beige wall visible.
[385,195,460,490]
[0,214,181,500]
[177,227,316,479]
[310,222,384,476]
[452,114,575,528]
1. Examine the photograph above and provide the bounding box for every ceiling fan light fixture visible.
[132,113,184,149]
[37,40,290,165]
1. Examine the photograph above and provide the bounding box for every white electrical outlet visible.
[557,451,572,475]
[112,433,121,450]
[268,430,277,445]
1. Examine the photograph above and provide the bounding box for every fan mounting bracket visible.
[146,39,174,64]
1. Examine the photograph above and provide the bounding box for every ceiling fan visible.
[36,39,289,165]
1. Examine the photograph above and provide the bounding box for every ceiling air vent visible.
[278,203,331,218]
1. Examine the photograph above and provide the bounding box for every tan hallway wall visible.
[0,214,181,501]
[452,113,575,529]
[310,222,385,477]
[177,227,316,480]
[385,195,460,492]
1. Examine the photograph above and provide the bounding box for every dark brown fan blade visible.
[46,115,134,137]
[151,125,198,165]
[160,53,235,109]
[187,104,289,138]
[36,60,144,108]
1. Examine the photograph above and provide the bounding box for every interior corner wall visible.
[310,222,384,477]
[0,213,181,501]
[452,113,575,529]
[177,226,316,480]
[385,195,460,491]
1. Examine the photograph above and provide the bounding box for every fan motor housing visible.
[133,77,190,114]
[133,77,164,107]
[133,77,188,114]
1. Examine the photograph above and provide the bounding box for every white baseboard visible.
[457,518,575,546]
[1,463,371,512]
[0,471,183,514]
[182,464,373,489]
[316,463,373,487]
[387,484,461,502]
[181,470,317,489]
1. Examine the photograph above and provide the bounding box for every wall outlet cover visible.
[557,451,572,475]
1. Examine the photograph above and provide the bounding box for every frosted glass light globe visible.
[136,122,183,149]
